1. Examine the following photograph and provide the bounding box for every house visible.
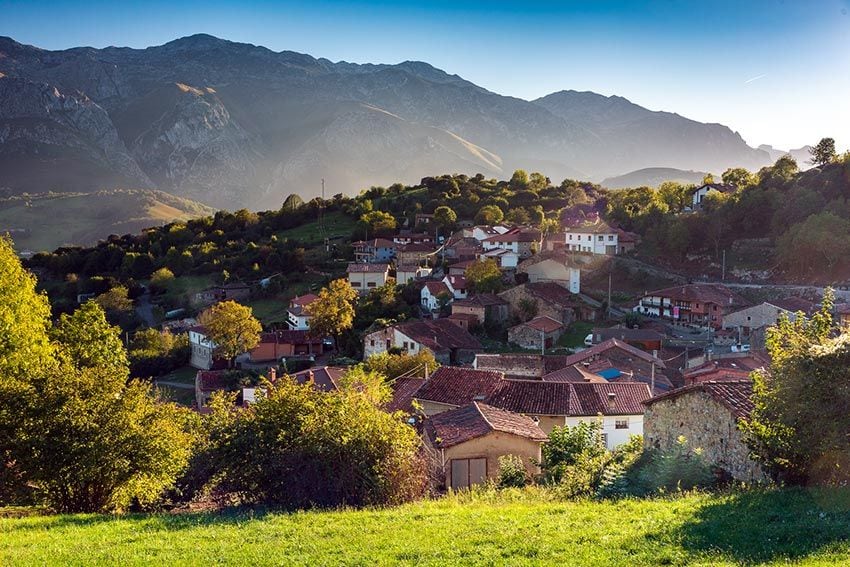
[485,379,651,448]
[722,301,806,340]
[447,259,477,276]
[423,402,547,490]
[421,281,452,312]
[442,275,468,300]
[396,264,432,285]
[248,330,324,362]
[591,327,665,352]
[290,366,347,392]
[392,232,434,246]
[414,213,435,231]
[691,183,736,210]
[517,254,581,293]
[643,380,766,482]
[508,316,564,351]
[396,242,436,266]
[451,294,509,325]
[347,262,391,294]
[482,227,541,259]
[837,303,850,328]
[386,377,426,414]
[192,282,252,306]
[480,247,521,269]
[413,366,505,415]
[683,354,769,385]
[352,238,396,263]
[470,225,510,242]
[188,325,220,370]
[499,282,590,325]
[362,319,482,365]
[634,284,749,329]
[563,216,622,255]
[194,370,228,408]
[446,312,479,331]
[287,294,319,331]
[442,235,482,262]
[541,338,674,395]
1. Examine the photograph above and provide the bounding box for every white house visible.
[482,228,541,259]
[421,281,452,311]
[520,257,581,293]
[691,183,736,210]
[564,218,620,255]
[286,293,319,331]
[481,248,520,269]
[189,326,216,370]
[396,264,432,285]
[443,275,469,300]
[347,262,391,294]
[472,225,510,242]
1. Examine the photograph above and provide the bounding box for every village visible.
[160,182,838,491]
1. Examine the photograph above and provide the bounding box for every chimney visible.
[607,392,616,408]
[268,367,277,383]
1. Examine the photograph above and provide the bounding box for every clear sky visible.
[2,0,848,151]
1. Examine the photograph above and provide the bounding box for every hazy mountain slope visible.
[0,34,773,209]
[534,90,769,177]
[0,190,214,252]
[601,167,710,189]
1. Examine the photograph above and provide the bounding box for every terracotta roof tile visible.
[414,366,503,406]
[485,379,650,416]
[347,262,391,273]
[386,377,425,414]
[646,284,748,308]
[396,319,482,352]
[516,316,564,333]
[644,379,754,420]
[425,402,547,448]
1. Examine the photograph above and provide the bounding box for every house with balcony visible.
[634,284,749,329]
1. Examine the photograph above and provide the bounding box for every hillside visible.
[0,35,772,209]
[0,190,213,252]
[600,167,710,189]
[2,488,849,565]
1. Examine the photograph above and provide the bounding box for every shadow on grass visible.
[674,487,850,564]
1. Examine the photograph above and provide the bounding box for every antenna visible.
[320,178,328,251]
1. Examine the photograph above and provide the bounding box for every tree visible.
[509,169,530,191]
[363,350,439,380]
[657,182,690,213]
[702,173,715,185]
[505,207,530,225]
[52,301,129,377]
[282,193,304,212]
[433,205,457,231]
[721,167,756,189]
[149,267,175,294]
[540,420,606,484]
[809,137,837,166]
[475,205,504,226]
[308,279,358,348]
[198,300,262,366]
[360,210,397,237]
[776,212,850,276]
[742,290,850,485]
[465,259,503,293]
[95,285,133,313]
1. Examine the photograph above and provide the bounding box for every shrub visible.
[625,436,718,495]
[497,455,529,488]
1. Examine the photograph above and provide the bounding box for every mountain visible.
[757,145,813,168]
[601,167,711,189]
[0,34,772,209]
[0,190,213,253]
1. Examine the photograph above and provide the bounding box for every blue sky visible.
[2,0,849,150]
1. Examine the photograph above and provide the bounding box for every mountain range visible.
[0,34,781,210]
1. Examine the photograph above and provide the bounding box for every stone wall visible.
[644,390,766,482]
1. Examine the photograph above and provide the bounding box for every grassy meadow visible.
[2,488,849,565]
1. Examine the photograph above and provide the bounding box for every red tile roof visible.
[485,379,650,416]
[542,339,666,382]
[444,275,468,290]
[425,402,547,448]
[386,377,425,414]
[291,366,347,392]
[523,282,581,309]
[196,370,229,392]
[483,228,542,243]
[644,380,754,420]
[769,297,816,315]
[290,293,319,307]
[258,330,323,345]
[453,294,508,308]
[347,262,390,273]
[474,354,574,378]
[401,242,437,253]
[396,319,483,353]
[422,281,451,296]
[414,366,503,406]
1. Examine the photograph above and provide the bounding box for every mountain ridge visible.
[0,34,773,208]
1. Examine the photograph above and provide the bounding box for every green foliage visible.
[128,328,190,378]
[94,285,133,313]
[540,420,605,482]
[308,279,358,345]
[359,210,397,237]
[198,300,262,364]
[776,213,850,275]
[205,375,426,509]
[474,204,504,225]
[363,350,439,379]
[433,205,457,230]
[465,258,503,293]
[743,290,850,485]
[497,455,529,488]
[623,437,717,496]
[809,137,837,166]
[52,301,129,377]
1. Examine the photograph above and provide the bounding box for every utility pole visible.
[607,270,612,319]
[650,349,657,394]
[721,249,726,281]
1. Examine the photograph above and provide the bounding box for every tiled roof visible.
[414,366,503,406]
[453,294,508,308]
[474,353,573,378]
[423,281,451,296]
[486,379,651,416]
[564,217,617,234]
[646,284,748,308]
[347,262,390,273]
[542,339,666,381]
[444,275,467,290]
[644,380,754,420]
[291,366,347,392]
[400,242,436,253]
[447,259,477,271]
[197,370,228,391]
[516,316,564,333]
[483,228,542,243]
[258,330,323,345]
[397,318,482,352]
[836,303,850,315]
[524,282,581,308]
[769,297,816,314]
[694,183,736,194]
[290,293,319,307]
[425,402,547,448]
[386,377,425,414]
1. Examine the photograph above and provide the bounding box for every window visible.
[601,433,608,446]
[587,235,591,241]
[370,340,375,347]
[367,281,376,288]
[351,281,361,287]
[568,234,573,240]
[598,235,603,241]
[402,341,408,349]
[608,235,614,241]
[615,419,629,429]
[451,458,487,490]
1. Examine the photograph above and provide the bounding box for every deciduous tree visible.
[308,279,359,348]
[198,300,262,366]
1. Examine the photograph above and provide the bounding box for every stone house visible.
[642,380,767,482]
[362,319,482,365]
[446,312,479,331]
[508,316,564,350]
[591,327,665,352]
[192,282,251,307]
[473,353,573,380]
[837,303,850,328]
[517,255,581,293]
[451,294,509,325]
[347,262,391,294]
[188,325,218,370]
[723,301,806,340]
[499,282,586,325]
[423,402,547,490]
[397,242,437,266]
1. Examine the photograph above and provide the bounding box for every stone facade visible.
[499,285,576,326]
[643,390,766,482]
[508,322,562,350]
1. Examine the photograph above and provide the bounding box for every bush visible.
[497,455,529,488]
[206,371,426,509]
[624,436,718,496]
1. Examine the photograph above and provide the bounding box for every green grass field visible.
[276,211,358,245]
[557,321,594,348]
[2,488,849,565]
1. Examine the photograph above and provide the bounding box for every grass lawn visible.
[276,211,358,245]
[158,366,197,385]
[156,384,196,407]
[2,488,850,565]
[558,321,594,348]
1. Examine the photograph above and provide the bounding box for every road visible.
[135,291,157,327]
